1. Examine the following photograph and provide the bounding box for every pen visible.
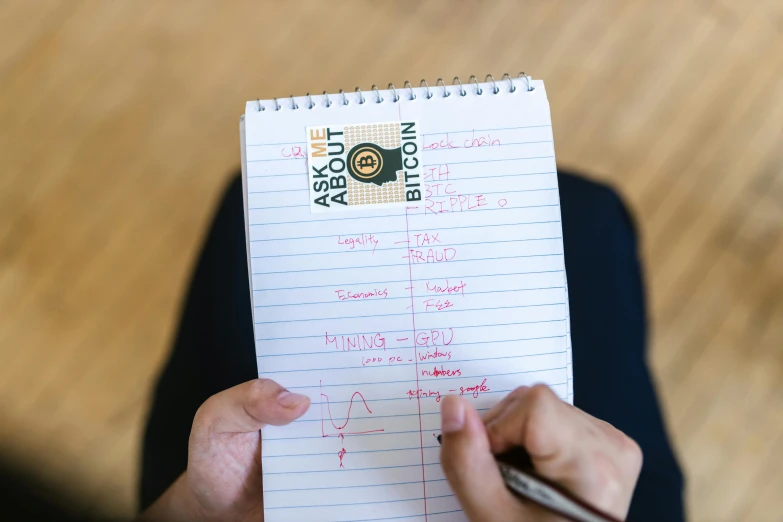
[436,435,622,522]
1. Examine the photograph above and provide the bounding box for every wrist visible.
[138,473,205,522]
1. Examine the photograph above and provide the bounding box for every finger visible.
[480,385,529,426]
[485,384,578,468]
[194,378,310,437]
[439,396,524,521]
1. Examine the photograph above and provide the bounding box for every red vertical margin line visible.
[404,204,427,520]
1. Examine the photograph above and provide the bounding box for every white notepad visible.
[240,75,573,522]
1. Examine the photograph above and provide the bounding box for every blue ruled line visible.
[421,124,551,135]
[329,508,463,522]
[246,152,553,169]
[256,317,565,342]
[251,252,562,276]
[249,236,562,259]
[346,509,463,521]
[282,367,567,392]
[263,350,567,373]
[288,408,491,428]
[263,477,447,491]
[249,219,561,243]
[253,286,564,308]
[257,384,568,411]
[244,124,552,148]
[248,203,559,227]
[257,335,567,357]
[264,493,455,509]
[422,155,554,167]
[422,139,552,150]
[263,461,441,475]
[246,169,556,182]
[253,302,566,325]
[252,269,564,295]
[247,156,303,163]
[247,187,558,210]
[248,187,308,194]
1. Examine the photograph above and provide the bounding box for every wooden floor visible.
[1,0,781,519]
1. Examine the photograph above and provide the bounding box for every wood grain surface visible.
[0,1,781,520]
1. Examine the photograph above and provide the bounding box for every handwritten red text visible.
[418,348,452,361]
[407,389,442,402]
[326,333,386,351]
[423,298,453,311]
[423,164,450,182]
[408,247,456,263]
[361,355,404,367]
[425,183,456,198]
[413,232,441,247]
[415,328,454,347]
[335,288,388,301]
[422,134,457,150]
[426,279,467,296]
[425,194,487,215]
[460,378,490,398]
[421,365,462,378]
[337,233,379,253]
[281,146,306,158]
[463,131,500,148]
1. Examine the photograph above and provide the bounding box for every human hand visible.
[138,379,310,522]
[439,385,642,521]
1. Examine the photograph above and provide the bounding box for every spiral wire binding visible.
[419,79,432,99]
[388,83,399,102]
[403,80,416,100]
[371,84,383,103]
[453,76,466,96]
[486,74,499,94]
[469,75,482,95]
[501,73,516,93]
[436,78,450,98]
[256,73,533,111]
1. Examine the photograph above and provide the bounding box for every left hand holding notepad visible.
[439,385,642,521]
[138,379,310,522]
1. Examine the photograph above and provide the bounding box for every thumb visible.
[439,396,522,521]
[192,378,310,438]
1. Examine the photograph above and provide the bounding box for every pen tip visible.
[436,434,442,444]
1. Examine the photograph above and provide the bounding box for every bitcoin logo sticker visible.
[306,121,423,212]
[347,142,401,186]
[350,146,383,179]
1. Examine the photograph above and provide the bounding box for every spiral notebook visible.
[239,74,573,522]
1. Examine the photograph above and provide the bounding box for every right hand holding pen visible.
[439,385,642,521]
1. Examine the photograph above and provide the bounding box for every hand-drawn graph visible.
[319,380,386,438]
[320,380,386,469]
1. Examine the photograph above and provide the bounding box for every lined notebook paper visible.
[240,76,573,522]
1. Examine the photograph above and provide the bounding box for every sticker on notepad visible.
[307,121,423,212]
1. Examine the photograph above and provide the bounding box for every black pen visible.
[436,435,622,522]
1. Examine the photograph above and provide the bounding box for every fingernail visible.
[277,390,308,408]
[441,396,465,433]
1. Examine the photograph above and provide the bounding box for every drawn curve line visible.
[319,380,386,437]
[322,391,374,430]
